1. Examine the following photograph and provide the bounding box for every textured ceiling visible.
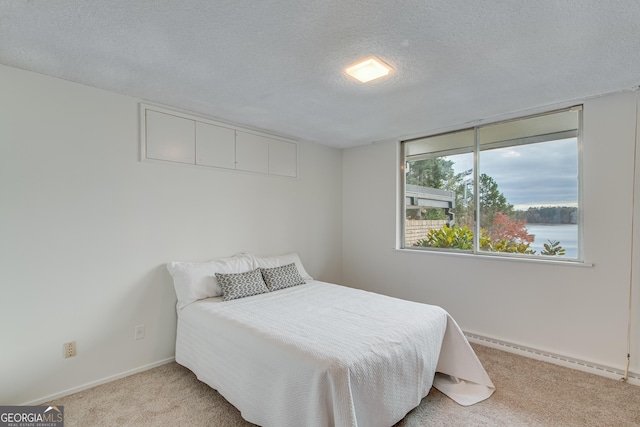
[1,1,639,149]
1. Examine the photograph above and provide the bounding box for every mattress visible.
[175,280,494,427]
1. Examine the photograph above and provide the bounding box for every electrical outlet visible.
[63,341,76,358]
[135,324,145,340]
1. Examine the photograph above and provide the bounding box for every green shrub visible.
[416,225,473,249]
[541,240,566,256]
[415,225,562,256]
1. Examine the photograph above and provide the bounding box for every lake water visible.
[526,224,578,259]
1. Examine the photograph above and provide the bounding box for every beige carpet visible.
[46,344,640,426]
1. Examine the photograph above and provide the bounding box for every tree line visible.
[513,206,577,224]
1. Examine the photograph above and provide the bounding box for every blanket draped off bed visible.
[175,281,494,427]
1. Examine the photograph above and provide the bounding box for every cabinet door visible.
[269,139,297,177]
[145,110,195,164]
[195,122,236,169]
[235,131,269,174]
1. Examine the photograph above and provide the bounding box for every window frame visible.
[399,106,584,263]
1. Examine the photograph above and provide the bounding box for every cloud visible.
[449,138,578,208]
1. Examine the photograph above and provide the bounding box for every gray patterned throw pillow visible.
[260,262,306,291]
[216,268,269,301]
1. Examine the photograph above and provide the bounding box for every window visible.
[401,107,581,261]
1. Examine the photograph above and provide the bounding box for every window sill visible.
[393,247,594,267]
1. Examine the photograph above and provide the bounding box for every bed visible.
[168,252,494,427]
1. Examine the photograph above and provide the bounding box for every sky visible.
[447,138,578,210]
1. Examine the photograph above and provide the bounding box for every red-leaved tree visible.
[489,212,533,243]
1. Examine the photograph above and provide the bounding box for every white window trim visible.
[398,106,586,264]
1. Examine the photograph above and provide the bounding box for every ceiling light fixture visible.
[345,57,392,83]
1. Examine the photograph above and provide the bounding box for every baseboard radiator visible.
[465,332,640,386]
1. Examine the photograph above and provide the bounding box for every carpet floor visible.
[46,344,640,426]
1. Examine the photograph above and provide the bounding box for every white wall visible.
[0,64,343,405]
[2,61,637,404]
[343,90,640,375]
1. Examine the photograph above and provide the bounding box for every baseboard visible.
[465,332,640,387]
[22,357,175,406]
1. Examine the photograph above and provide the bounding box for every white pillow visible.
[252,252,313,281]
[167,253,255,309]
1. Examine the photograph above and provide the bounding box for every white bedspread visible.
[176,281,494,427]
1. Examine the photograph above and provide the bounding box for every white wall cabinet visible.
[141,104,297,177]
[196,121,236,169]
[235,131,269,173]
[269,139,297,177]
[145,110,195,164]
